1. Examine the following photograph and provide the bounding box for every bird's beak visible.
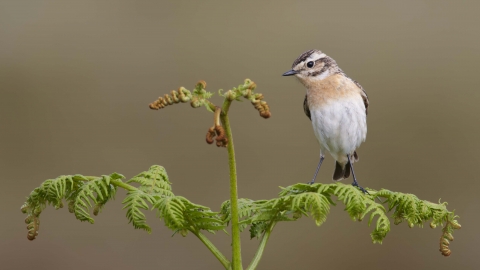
[282,69,297,76]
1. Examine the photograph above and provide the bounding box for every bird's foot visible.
[307,180,316,185]
[352,182,369,195]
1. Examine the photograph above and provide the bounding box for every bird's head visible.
[282,49,340,87]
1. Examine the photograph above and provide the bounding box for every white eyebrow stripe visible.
[309,52,326,60]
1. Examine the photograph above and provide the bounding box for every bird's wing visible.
[303,94,311,120]
[352,79,369,115]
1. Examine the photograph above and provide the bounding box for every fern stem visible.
[246,221,276,270]
[221,100,243,270]
[79,176,137,192]
[193,231,230,269]
[110,179,137,192]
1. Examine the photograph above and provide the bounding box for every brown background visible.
[1,0,479,269]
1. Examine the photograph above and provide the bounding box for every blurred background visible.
[1,0,479,269]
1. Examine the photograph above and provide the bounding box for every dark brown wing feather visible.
[352,79,369,115]
[303,95,311,120]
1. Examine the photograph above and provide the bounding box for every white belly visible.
[311,96,367,165]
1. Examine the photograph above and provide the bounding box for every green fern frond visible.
[291,192,331,226]
[220,198,256,232]
[247,184,335,235]
[127,165,173,197]
[20,173,120,240]
[155,196,189,231]
[21,175,83,240]
[120,166,173,232]
[122,190,155,232]
[359,201,390,243]
[73,174,120,223]
[21,186,47,241]
[332,184,368,221]
[249,221,269,239]
[187,207,225,233]
[257,183,393,243]
[155,196,225,236]
[374,189,456,228]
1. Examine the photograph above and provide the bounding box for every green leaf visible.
[127,165,173,197]
[122,190,155,232]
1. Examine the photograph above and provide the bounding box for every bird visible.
[282,49,369,193]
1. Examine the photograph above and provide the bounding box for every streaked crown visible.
[283,49,341,83]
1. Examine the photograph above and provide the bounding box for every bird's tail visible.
[332,151,358,181]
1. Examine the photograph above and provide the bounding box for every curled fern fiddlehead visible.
[149,87,192,109]
[149,80,214,111]
[439,214,461,256]
[220,79,271,119]
[20,173,121,239]
[205,106,228,147]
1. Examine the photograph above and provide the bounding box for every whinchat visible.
[283,49,369,193]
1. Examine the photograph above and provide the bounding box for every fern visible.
[20,173,121,239]
[126,165,173,197]
[220,198,256,232]
[121,165,174,232]
[122,190,155,232]
[154,195,225,236]
[291,192,331,226]
[374,189,457,230]
[73,174,122,223]
[21,79,461,269]
[236,183,391,244]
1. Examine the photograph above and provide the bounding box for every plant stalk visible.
[81,176,232,268]
[79,176,137,192]
[193,231,231,269]
[221,100,243,270]
[247,221,276,270]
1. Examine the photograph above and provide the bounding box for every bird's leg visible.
[308,154,325,184]
[347,155,369,194]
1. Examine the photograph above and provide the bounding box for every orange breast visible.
[307,74,360,110]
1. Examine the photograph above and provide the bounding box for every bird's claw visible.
[307,180,315,185]
[352,182,369,195]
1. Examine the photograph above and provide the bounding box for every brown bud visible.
[196,80,207,89]
[225,90,236,101]
[149,103,159,110]
[27,232,38,241]
[178,87,191,102]
[190,97,202,108]
[206,127,215,144]
[164,94,173,105]
[260,111,271,119]
[254,93,264,100]
[243,89,252,99]
[170,90,180,103]
[215,125,225,141]
[33,207,41,216]
[441,250,451,257]
[25,216,33,224]
[451,221,461,229]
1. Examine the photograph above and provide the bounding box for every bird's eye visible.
[307,61,314,68]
